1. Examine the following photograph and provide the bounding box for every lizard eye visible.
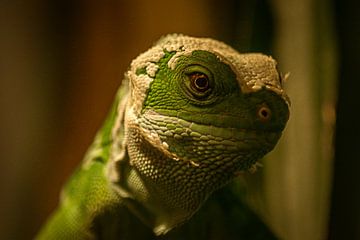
[182,65,214,101]
[189,72,210,93]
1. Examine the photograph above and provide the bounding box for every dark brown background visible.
[0,0,358,239]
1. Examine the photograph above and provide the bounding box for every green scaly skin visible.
[37,34,289,239]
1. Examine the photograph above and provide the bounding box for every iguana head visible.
[121,34,289,234]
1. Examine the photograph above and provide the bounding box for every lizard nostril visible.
[258,106,272,121]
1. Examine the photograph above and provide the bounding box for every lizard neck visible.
[107,103,267,235]
[109,127,208,235]
[107,109,208,235]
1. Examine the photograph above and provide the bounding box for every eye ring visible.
[181,65,215,103]
[258,106,272,121]
[189,72,210,92]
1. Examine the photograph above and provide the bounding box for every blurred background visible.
[0,0,359,239]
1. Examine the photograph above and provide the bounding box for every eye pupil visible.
[195,76,208,88]
[190,73,210,92]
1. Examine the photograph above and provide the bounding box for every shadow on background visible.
[0,0,359,239]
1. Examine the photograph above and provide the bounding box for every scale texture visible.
[37,34,289,239]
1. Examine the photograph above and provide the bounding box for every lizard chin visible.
[108,106,282,235]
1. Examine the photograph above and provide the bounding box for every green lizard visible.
[37,34,289,239]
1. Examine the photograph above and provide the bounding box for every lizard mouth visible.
[138,111,282,171]
[141,110,282,145]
